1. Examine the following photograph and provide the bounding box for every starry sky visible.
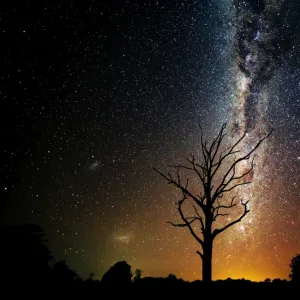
[2,0,300,282]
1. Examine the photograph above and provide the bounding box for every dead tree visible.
[154,123,272,283]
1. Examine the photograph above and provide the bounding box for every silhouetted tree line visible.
[1,223,299,291]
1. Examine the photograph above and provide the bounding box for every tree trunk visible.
[202,238,213,283]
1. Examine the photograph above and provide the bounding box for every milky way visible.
[2,1,300,282]
[230,0,297,135]
[227,1,300,227]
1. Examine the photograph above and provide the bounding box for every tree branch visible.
[167,218,197,227]
[216,154,255,194]
[155,167,204,247]
[167,164,194,171]
[212,130,272,203]
[199,123,210,171]
[196,250,203,259]
[187,154,205,184]
[212,198,235,221]
[213,196,236,211]
[213,200,250,238]
[211,131,244,179]
[210,124,227,165]
[213,212,229,221]
[192,205,204,231]
[221,181,251,193]
[177,198,204,247]
[153,167,205,211]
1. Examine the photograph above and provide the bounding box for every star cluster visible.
[2,0,300,282]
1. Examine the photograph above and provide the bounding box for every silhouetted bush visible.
[167,274,177,281]
[100,261,132,287]
[290,254,300,284]
[1,223,53,286]
[52,260,80,286]
[133,269,143,282]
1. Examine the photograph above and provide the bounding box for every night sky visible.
[2,0,300,282]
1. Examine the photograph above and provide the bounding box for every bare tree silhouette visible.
[154,123,272,283]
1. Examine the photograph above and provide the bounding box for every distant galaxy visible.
[87,160,102,172]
